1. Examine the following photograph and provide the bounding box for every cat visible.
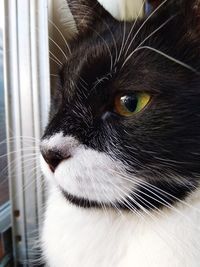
[40,0,200,266]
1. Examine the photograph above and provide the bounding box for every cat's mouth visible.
[61,188,135,210]
[61,189,107,209]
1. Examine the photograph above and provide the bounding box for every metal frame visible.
[0,2,12,266]
[4,0,50,265]
[0,202,11,233]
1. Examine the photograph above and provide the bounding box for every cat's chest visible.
[42,188,200,267]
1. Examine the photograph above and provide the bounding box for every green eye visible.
[114,92,150,116]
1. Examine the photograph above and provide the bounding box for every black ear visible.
[183,0,200,38]
[150,0,200,39]
[66,0,112,37]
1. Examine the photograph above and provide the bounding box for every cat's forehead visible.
[60,50,159,102]
[62,17,172,81]
[58,3,200,102]
[61,20,157,79]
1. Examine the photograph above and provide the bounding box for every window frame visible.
[0,1,11,266]
[0,202,11,234]
[3,0,50,265]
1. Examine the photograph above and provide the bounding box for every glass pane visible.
[0,1,9,206]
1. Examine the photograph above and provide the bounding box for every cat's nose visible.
[41,149,71,172]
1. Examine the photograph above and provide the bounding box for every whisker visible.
[137,46,199,74]
[48,19,71,54]
[100,174,143,219]
[89,174,111,217]
[49,51,62,66]
[135,15,176,50]
[137,177,200,213]
[0,136,40,146]
[135,184,200,230]
[87,26,113,72]
[49,36,68,62]
[124,0,169,57]
[0,147,40,158]
[122,45,199,74]
[112,170,200,215]
[0,153,40,180]
[117,20,127,63]
[120,0,145,58]
[49,56,62,67]
[13,172,43,202]
[115,183,199,256]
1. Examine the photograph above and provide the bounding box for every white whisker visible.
[124,0,169,57]
[122,45,199,74]
[121,0,145,57]
[49,56,62,67]
[48,19,71,54]
[49,51,62,66]
[49,36,68,62]
[135,15,176,50]
[89,28,113,71]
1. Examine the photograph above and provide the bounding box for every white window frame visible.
[4,0,50,265]
[0,2,12,266]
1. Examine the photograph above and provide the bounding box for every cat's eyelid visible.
[114,89,155,96]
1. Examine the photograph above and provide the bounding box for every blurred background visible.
[0,2,9,207]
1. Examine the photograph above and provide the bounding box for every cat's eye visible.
[114,92,150,116]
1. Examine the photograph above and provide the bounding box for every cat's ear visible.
[159,0,200,40]
[184,0,200,37]
[66,0,111,37]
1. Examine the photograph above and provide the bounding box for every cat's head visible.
[41,0,200,211]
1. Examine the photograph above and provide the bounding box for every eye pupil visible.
[114,92,150,117]
[121,95,138,112]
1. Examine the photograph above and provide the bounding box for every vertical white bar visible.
[17,0,38,263]
[36,0,51,231]
[30,0,50,238]
[38,0,51,131]
[4,0,50,265]
[4,0,27,264]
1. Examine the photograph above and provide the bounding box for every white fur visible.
[41,132,200,267]
[97,0,144,20]
[42,187,200,267]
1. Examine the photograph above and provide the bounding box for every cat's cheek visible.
[51,148,135,204]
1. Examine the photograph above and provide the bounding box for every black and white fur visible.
[41,0,200,266]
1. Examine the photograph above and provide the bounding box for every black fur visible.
[42,0,200,211]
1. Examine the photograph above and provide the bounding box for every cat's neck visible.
[42,186,200,267]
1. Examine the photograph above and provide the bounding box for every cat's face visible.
[41,0,200,211]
